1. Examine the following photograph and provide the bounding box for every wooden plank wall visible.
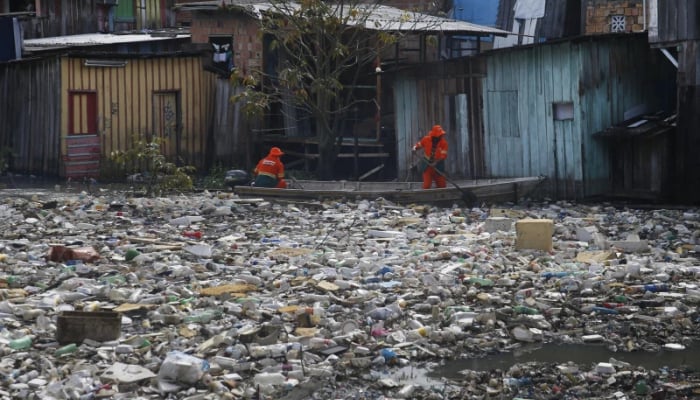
[61,56,215,178]
[209,79,254,170]
[0,57,61,175]
[394,58,485,181]
[654,0,700,43]
[482,35,672,199]
[22,0,99,38]
[674,40,700,202]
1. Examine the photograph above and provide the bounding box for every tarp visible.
[513,0,546,19]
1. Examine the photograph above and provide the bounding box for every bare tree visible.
[233,0,429,179]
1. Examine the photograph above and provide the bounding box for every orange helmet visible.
[269,147,284,157]
[429,125,445,138]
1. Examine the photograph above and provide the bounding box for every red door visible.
[64,91,100,178]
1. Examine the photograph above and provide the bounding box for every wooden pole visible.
[375,55,382,141]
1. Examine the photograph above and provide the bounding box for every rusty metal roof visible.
[23,32,191,51]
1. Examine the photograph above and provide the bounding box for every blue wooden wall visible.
[482,34,674,199]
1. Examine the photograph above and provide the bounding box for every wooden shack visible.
[0,32,216,179]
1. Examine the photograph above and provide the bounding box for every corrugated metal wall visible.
[394,59,485,181]
[482,35,673,199]
[0,57,61,175]
[61,56,215,178]
[144,0,164,29]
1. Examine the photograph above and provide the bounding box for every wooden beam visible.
[359,164,385,181]
[285,150,390,159]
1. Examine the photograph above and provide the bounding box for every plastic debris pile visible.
[0,188,698,399]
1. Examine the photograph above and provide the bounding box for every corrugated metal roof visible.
[24,32,191,50]
[177,0,510,36]
[355,5,510,34]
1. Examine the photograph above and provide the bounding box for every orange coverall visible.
[413,125,448,189]
[254,151,287,189]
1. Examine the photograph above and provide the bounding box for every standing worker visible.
[412,125,448,189]
[253,147,288,188]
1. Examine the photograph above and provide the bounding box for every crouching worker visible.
[253,147,287,188]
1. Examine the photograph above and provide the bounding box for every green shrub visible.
[110,137,195,196]
[199,163,229,189]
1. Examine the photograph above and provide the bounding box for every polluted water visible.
[0,186,698,399]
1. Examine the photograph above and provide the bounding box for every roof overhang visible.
[23,32,191,52]
[594,113,676,140]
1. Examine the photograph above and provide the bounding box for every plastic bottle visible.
[182,230,203,239]
[514,288,536,300]
[368,307,394,320]
[9,335,33,350]
[406,326,431,340]
[643,283,670,293]
[253,372,285,386]
[169,216,204,226]
[512,306,540,315]
[307,337,336,349]
[635,379,649,395]
[212,356,238,369]
[466,277,494,287]
[55,343,78,356]
[541,271,570,280]
[397,384,416,398]
[612,295,629,303]
[591,306,619,315]
[124,249,140,262]
[183,309,222,324]
[249,343,290,358]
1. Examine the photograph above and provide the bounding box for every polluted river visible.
[0,185,698,399]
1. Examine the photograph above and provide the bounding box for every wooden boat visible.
[233,176,546,204]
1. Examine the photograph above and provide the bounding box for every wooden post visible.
[375,55,382,141]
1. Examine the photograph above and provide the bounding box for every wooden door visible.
[64,91,100,178]
[152,91,182,164]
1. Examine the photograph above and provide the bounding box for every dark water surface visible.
[427,343,700,380]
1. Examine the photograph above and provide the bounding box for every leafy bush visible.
[110,137,195,196]
[199,163,229,189]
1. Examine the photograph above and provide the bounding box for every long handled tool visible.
[411,151,477,207]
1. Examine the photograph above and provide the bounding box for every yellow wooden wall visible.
[60,56,214,177]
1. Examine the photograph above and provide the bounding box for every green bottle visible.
[55,343,78,356]
[466,277,494,287]
[125,249,140,261]
[9,336,33,350]
[183,309,223,324]
[512,305,540,315]
[613,295,628,303]
[635,379,649,395]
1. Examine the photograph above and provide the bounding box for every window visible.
[611,15,625,32]
[553,102,574,121]
[68,92,97,135]
[209,35,234,76]
[115,0,135,22]
[9,0,36,13]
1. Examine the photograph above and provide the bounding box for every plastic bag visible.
[157,351,209,386]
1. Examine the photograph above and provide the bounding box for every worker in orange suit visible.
[253,147,288,188]
[412,125,448,189]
